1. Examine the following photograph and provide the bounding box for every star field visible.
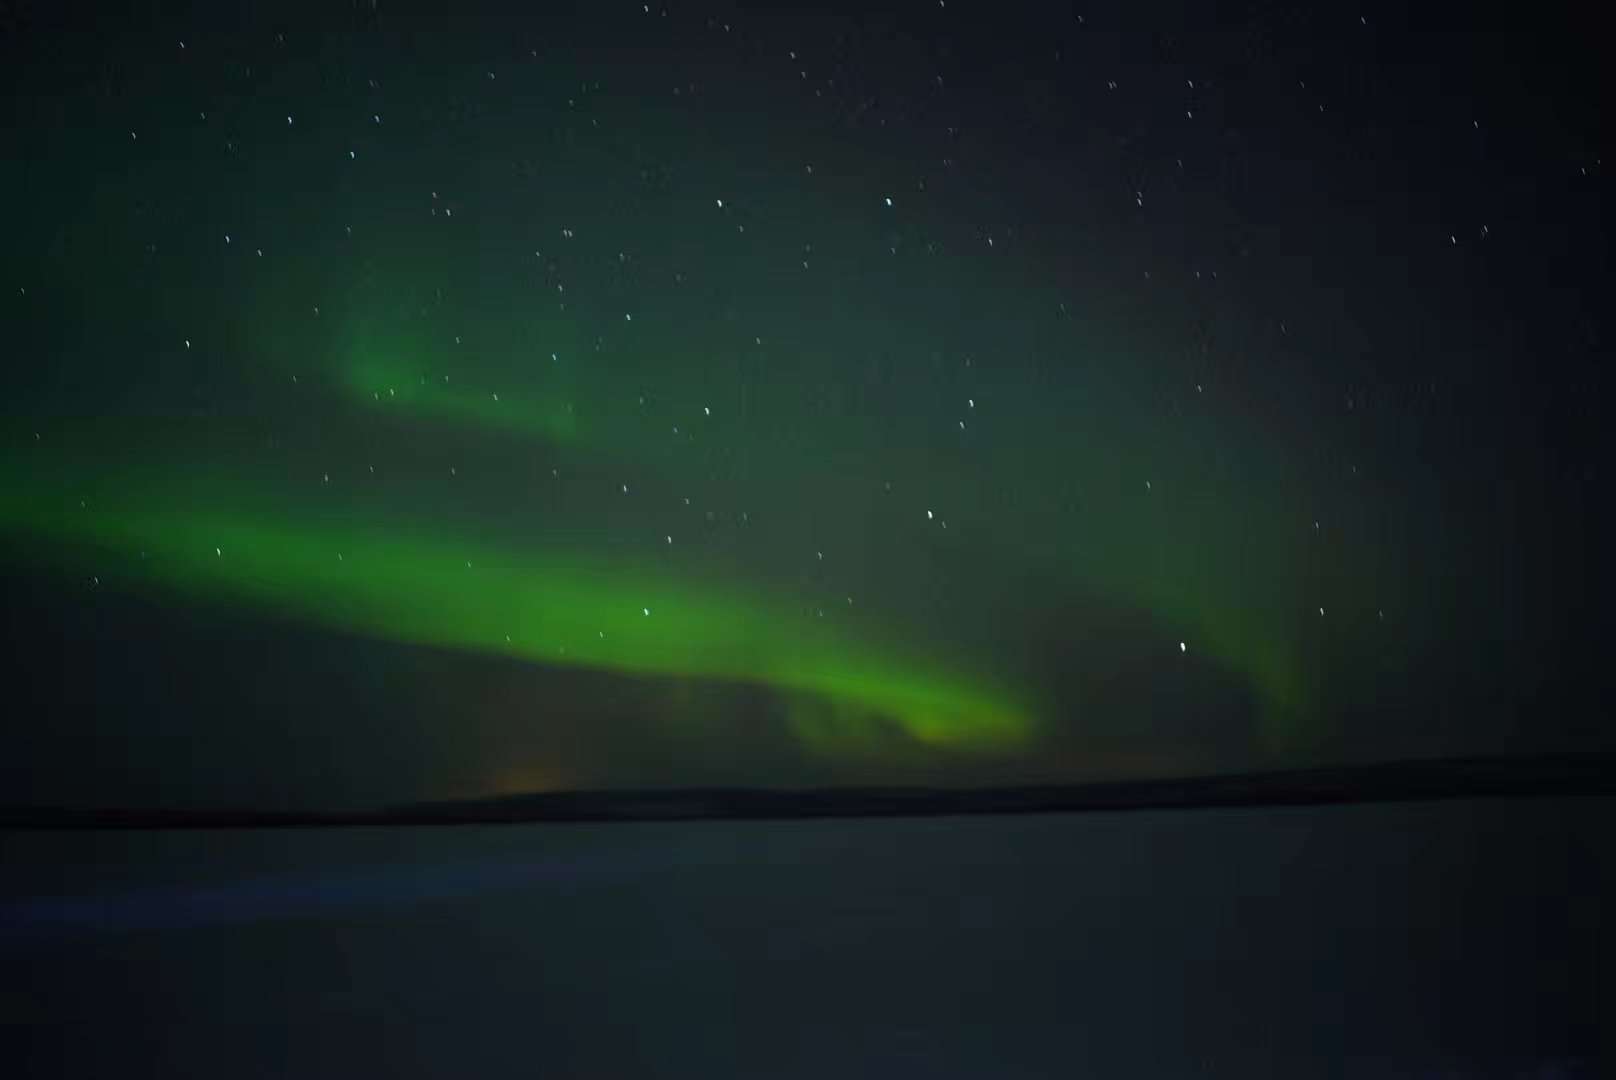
[1,1,1606,807]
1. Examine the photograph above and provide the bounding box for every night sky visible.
[1,1,1607,810]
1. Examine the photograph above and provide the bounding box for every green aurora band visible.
[1,436,1037,753]
[6,106,1416,768]
[1,321,1366,764]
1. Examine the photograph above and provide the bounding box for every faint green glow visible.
[338,354,581,443]
[328,308,583,443]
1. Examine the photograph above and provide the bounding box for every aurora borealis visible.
[2,2,1607,809]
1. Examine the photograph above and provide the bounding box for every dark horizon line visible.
[2,751,1612,831]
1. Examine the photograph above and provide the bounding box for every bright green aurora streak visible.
[1,439,1036,753]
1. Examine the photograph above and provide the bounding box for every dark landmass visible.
[4,752,1611,830]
